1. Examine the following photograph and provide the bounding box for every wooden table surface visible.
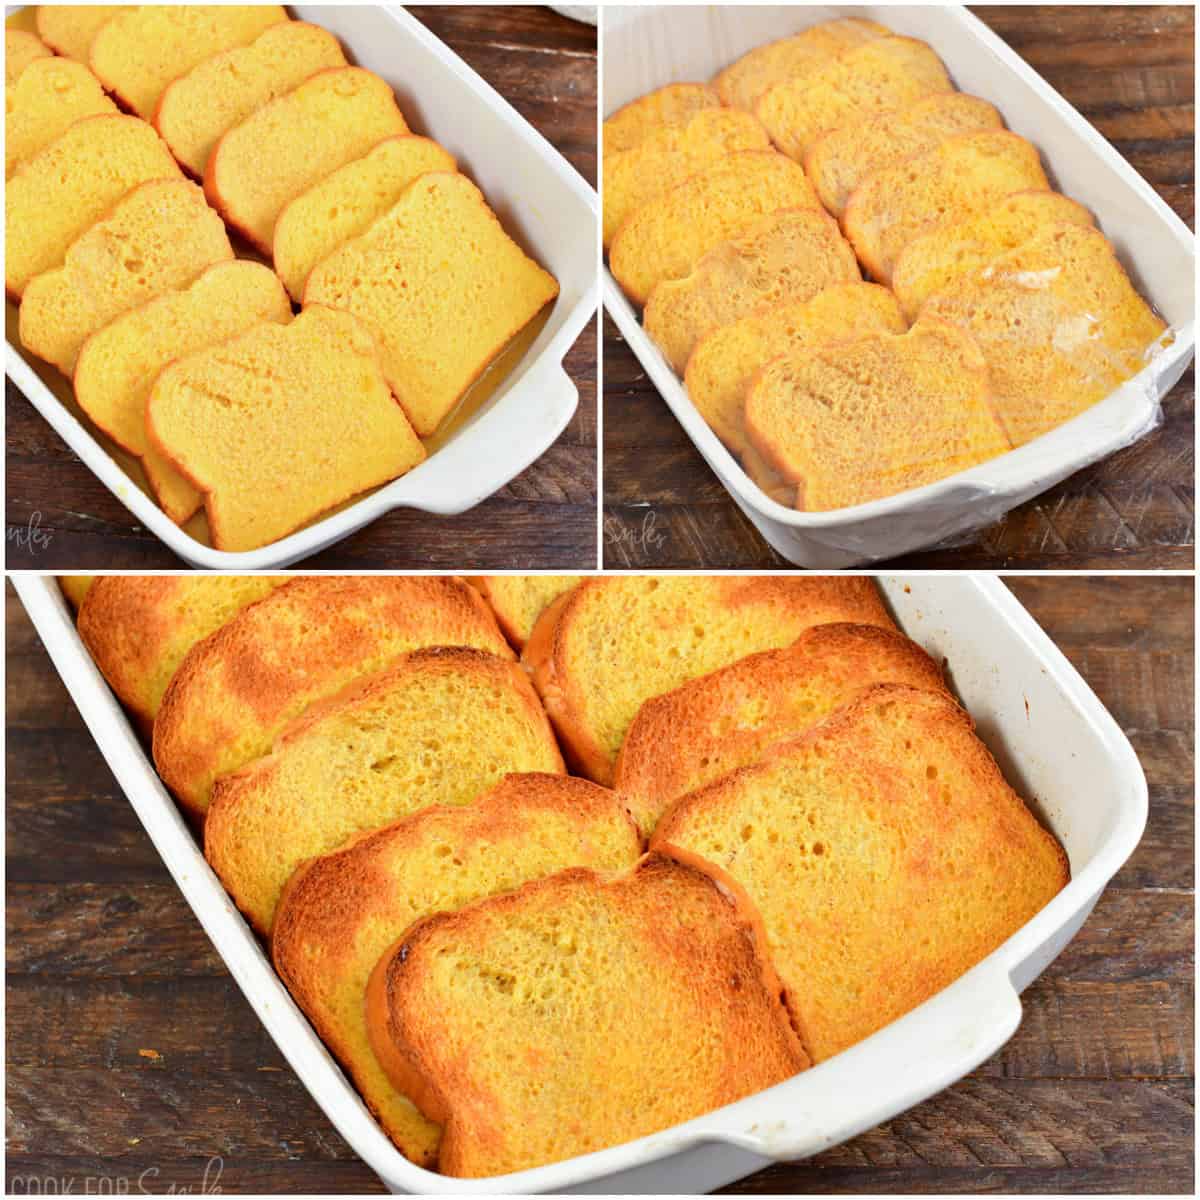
[603,5,1195,570]
[5,575,1193,1194]
[5,6,598,571]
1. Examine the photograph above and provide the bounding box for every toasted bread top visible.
[466,576,583,650]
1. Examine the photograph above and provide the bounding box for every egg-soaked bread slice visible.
[58,575,94,610]
[34,6,122,63]
[643,206,860,376]
[366,854,808,1178]
[741,440,796,506]
[467,575,583,650]
[654,685,1070,1062]
[6,28,52,85]
[273,773,640,1166]
[602,82,721,157]
[523,575,896,784]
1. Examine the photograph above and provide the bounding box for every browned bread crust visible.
[465,575,583,650]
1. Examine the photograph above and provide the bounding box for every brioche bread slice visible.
[843,130,1050,283]
[274,134,456,300]
[5,114,181,298]
[523,575,896,784]
[755,36,953,162]
[34,6,122,63]
[603,108,770,247]
[919,223,1168,446]
[207,648,567,934]
[685,282,905,456]
[654,685,1070,1061]
[59,575,94,610]
[366,854,808,1177]
[715,18,892,111]
[146,305,425,552]
[892,190,1096,320]
[616,623,946,833]
[304,172,559,437]
[6,28,52,85]
[741,440,797,505]
[602,82,721,157]
[6,55,117,178]
[805,92,1004,216]
[643,207,860,376]
[77,575,287,727]
[74,261,292,524]
[745,320,1009,510]
[19,179,233,376]
[466,576,583,650]
[154,21,347,177]
[152,576,513,816]
[273,774,639,1166]
[609,151,821,307]
[89,5,288,120]
[204,66,408,254]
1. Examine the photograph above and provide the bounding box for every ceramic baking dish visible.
[4,4,597,569]
[602,4,1196,568]
[14,572,1146,1194]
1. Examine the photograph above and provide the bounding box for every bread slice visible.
[365,854,808,1177]
[154,21,347,177]
[602,83,721,157]
[6,28,52,85]
[892,190,1096,320]
[745,320,1010,511]
[643,206,860,375]
[919,223,1168,447]
[755,36,953,162]
[204,66,408,254]
[616,623,946,834]
[654,685,1070,1062]
[609,151,821,307]
[466,576,582,650]
[19,179,233,376]
[522,575,896,784]
[77,575,288,727]
[273,773,640,1166]
[685,282,905,456]
[6,55,117,178]
[805,92,1004,216]
[304,172,559,437]
[843,130,1049,283]
[602,108,770,248]
[58,575,94,610]
[74,261,292,524]
[146,305,426,552]
[715,18,892,111]
[89,5,288,120]
[741,440,796,505]
[273,134,456,301]
[34,6,122,63]
[5,114,181,298]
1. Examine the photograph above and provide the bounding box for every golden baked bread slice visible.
[34,6,122,63]
[365,854,808,1178]
[603,108,770,247]
[653,685,1070,1062]
[77,575,288,727]
[685,282,905,455]
[715,17,892,111]
[5,114,181,298]
[155,20,347,177]
[273,134,456,301]
[304,172,559,437]
[273,773,640,1166]
[616,622,946,834]
[152,576,513,816]
[745,320,1010,511]
[643,206,860,376]
[205,66,408,254]
[74,261,292,524]
[6,28,52,85]
[741,440,796,505]
[89,5,288,120]
[58,575,94,610]
[466,576,583,650]
[145,305,426,552]
[523,575,896,784]
[602,82,721,157]
[19,179,233,376]
[805,92,1004,216]
[892,190,1096,320]
[842,130,1049,283]
[609,150,821,307]
[755,36,953,162]
[918,222,1169,447]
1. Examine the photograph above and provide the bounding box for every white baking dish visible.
[14,572,1146,1194]
[4,4,597,569]
[602,4,1196,568]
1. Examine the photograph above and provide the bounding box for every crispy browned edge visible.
[465,576,583,652]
